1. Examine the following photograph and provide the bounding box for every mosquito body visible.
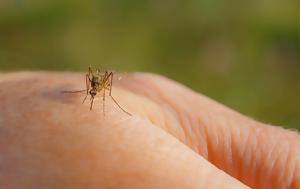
[62,67,131,116]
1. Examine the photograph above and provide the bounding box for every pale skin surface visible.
[0,72,299,189]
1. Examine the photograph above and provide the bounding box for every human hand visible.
[0,72,299,189]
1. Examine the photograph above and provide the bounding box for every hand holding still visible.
[0,72,299,189]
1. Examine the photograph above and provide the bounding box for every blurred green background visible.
[0,0,299,130]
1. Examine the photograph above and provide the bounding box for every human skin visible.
[0,72,299,189]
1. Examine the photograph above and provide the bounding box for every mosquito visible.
[62,67,131,116]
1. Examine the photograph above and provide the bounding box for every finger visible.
[118,73,300,189]
[0,72,249,189]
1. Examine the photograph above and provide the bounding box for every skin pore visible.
[0,72,299,189]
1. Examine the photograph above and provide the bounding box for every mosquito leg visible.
[109,72,113,96]
[82,67,92,104]
[101,71,113,95]
[110,95,131,116]
[106,72,131,115]
[82,94,88,104]
[103,88,106,117]
[88,66,93,76]
[90,97,94,111]
[85,74,91,94]
[103,71,108,83]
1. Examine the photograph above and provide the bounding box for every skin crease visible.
[0,72,299,189]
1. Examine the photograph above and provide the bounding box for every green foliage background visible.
[0,0,299,130]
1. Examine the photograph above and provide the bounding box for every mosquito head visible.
[89,89,97,97]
